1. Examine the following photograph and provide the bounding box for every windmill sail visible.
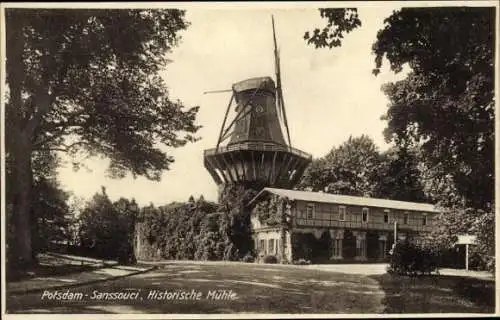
[272,15,292,147]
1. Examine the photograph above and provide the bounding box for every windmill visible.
[203,16,311,191]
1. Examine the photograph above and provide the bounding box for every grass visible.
[371,273,495,313]
[6,262,495,314]
[7,253,102,282]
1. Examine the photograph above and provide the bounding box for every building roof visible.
[232,77,275,93]
[249,187,439,213]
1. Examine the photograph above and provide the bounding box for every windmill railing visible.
[204,142,312,160]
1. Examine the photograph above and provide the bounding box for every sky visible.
[57,5,411,206]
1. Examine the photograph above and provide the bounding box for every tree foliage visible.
[218,183,260,257]
[305,8,495,270]
[254,195,282,226]
[135,184,260,262]
[298,135,381,196]
[304,8,361,48]
[373,8,495,210]
[32,178,72,254]
[372,8,495,270]
[297,135,428,202]
[376,146,427,202]
[6,8,199,178]
[78,187,138,264]
[305,7,494,210]
[5,9,200,267]
[135,196,237,261]
[424,206,495,272]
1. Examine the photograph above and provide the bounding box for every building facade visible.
[249,188,440,263]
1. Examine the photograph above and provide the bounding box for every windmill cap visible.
[232,76,275,94]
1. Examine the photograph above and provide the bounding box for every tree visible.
[426,206,495,272]
[32,177,71,254]
[375,146,427,202]
[297,135,427,203]
[112,197,140,264]
[374,8,494,210]
[218,183,260,258]
[5,9,200,268]
[78,187,115,257]
[78,187,138,263]
[305,7,495,270]
[305,7,494,210]
[24,146,72,259]
[297,135,382,197]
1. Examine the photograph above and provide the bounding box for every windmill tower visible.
[203,16,311,192]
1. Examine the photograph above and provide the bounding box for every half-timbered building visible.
[249,187,439,263]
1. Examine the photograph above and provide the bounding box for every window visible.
[260,239,265,252]
[404,212,409,225]
[362,208,369,222]
[306,203,315,219]
[384,210,390,223]
[423,215,428,226]
[269,239,275,254]
[339,206,346,221]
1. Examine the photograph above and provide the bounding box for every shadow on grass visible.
[370,273,495,314]
[7,253,107,282]
[8,264,98,282]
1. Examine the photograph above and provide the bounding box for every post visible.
[393,220,398,244]
[465,243,469,271]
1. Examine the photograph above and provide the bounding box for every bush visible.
[137,184,258,262]
[387,240,439,276]
[241,253,255,263]
[263,255,278,264]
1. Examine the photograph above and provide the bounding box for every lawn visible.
[371,273,495,313]
[7,253,101,282]
[6,262,495,314]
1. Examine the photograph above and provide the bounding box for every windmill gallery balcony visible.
[204,142,311,188]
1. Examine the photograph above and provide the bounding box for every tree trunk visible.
[6,12,49,272]
[5,10,34,272]
[9,133,35,270]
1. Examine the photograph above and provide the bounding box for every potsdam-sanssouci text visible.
[41,290,140,301]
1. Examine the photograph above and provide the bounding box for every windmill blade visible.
[272,15,292,147]
[216,93,234,149]
[272,15,281,121]
[278,81,292,148]
[203,89,232,95]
